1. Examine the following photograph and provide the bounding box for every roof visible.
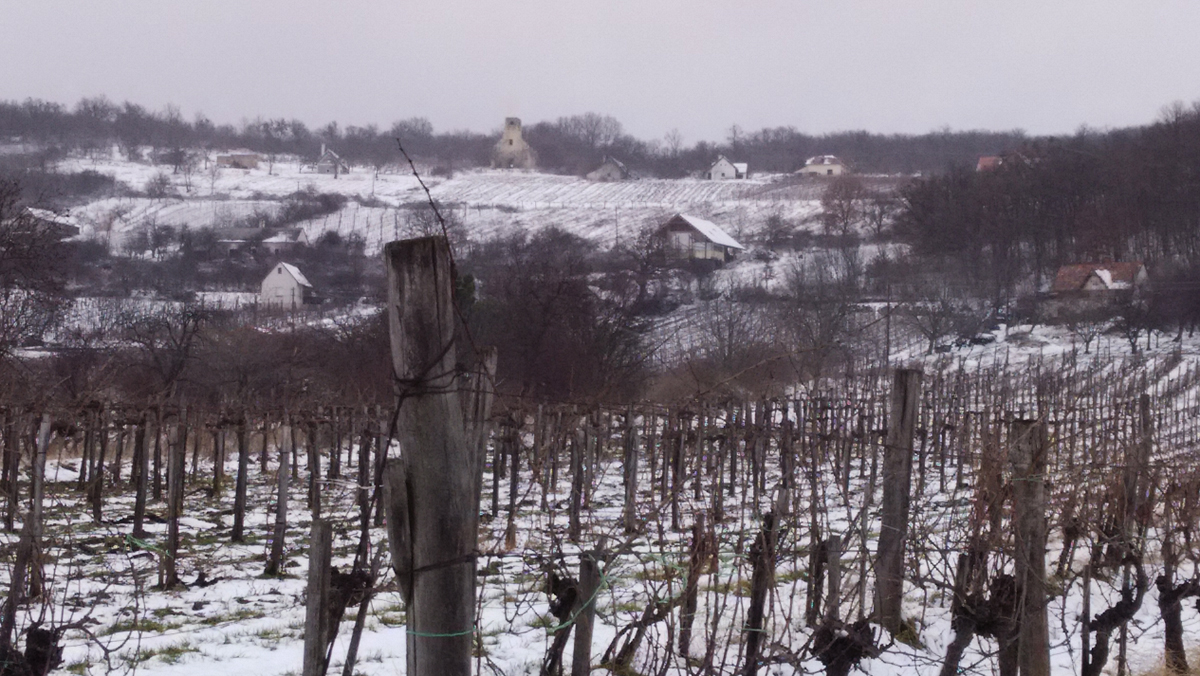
[1050,262,1145,292]
[732,163,748,175]
[670,213,745,250]
[277,262,313,288]
[263,229,306,244]
[709,155,735,169]
[805,155,842,166]
[976,155,1002,171]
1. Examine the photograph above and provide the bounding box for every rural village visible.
[3,62,1200,676]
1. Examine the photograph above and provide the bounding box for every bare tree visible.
[0,179,68,358]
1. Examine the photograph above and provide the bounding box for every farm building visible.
[215,152,263,170]
[586,156,629,182]
[1041,261,1149,321]
[315,145,350,176]
[21,208,81,240]
[259,262,319,308]
[800,155,846,176]
[656,213,745,262]
[262,228,310,255]
[706,155,747,180]
[491,117,537,170]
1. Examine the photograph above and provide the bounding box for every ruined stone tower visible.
[491,117,537,169]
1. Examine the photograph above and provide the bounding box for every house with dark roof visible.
[1041,261,1149,321]
[656,213,745,262]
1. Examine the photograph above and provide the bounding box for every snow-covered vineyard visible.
[3,349,1200,676]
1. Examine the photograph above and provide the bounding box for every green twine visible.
[407,625,477,638]
[125,534,171,558]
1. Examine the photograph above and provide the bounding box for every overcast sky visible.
[3,1,1199,143]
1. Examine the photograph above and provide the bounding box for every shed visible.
[656,213,745,262]
[1040,261,1149,322]
[315,144,350,176]
[262,228,310,255]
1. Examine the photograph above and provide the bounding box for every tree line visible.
[1,96,1033,177]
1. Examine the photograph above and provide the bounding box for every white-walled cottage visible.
[260,262,318,308]
[656,213,745,262]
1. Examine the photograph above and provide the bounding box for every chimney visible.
[320,143,326,157]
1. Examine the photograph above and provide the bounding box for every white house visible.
[800,155,846,176]
[586,156,629,182]
[656,213,745,262]
[706,155,747,180]
[261,228,310,255]
[315,145,350,176]
[260,262,318,308]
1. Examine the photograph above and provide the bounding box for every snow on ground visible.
[54,155,830,255]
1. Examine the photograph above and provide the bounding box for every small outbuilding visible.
[656,213,745,262]
[706,155,747,180]
[800,155,846,176]
[216,152,263,170]
[260,262,319,308]
[586,156,629,182]
[315,145,350,176]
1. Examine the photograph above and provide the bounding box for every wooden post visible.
[165,417,187,588]
[874,368,921,635]
[825,534,842,623]
[266,423,291,577]
[90,406,108,522]
[232,417,249,542]
[382,237,481,676]
[744,512,778,676]
[131,416,148,539]
[1010,420,1050,676]
[308,422,321,520]
[302,519,333,676]
[622,406,639,533]
[571,550,600,676]
[0,416,49,649]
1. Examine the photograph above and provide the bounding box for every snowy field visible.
[54,155,831,255]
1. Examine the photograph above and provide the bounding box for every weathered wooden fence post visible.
[165,414,187,588]
[302,519,333,676]
[874,368,921,635]
[382,236,481,676]
[131,415,148,539]
[265,423,291,577]
[1010,420,1050,676]
[571,549,601,676]
[232,416,249,542]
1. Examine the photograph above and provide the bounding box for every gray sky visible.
[4,1,1199,143]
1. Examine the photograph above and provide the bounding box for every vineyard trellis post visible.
[302,519,333,676]
[382,236,481,676]
[875,367,921,635]
[1010,419,1050,676]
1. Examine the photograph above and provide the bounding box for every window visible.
[827,169,833,175]
[509,139,514,146]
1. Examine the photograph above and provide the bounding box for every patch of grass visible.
[127,640,200,665]
[199,607,263,626]
[65,660,89,675]
[103,617,183,636]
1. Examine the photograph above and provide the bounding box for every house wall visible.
[260,268,303,308]
[800,163,844,176]
[587,163,625,181]
[708,159,737,180]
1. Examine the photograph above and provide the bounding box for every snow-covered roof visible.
[277,262,313,288]
[732,163,748,175]
[25,207,78,227]
[1051,262,1145,292]
[673,213,745,250]
[805,155,842,166]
